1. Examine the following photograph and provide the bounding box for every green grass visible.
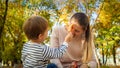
[101,65,120,68]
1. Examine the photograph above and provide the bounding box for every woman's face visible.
[69,18,85,37]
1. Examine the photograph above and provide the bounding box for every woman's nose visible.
[71,31,76,37]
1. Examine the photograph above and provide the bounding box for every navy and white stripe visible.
[21,41,68,68]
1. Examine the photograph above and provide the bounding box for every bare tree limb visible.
[92,2,104,30]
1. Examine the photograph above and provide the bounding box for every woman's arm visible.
[87,53,97,68]
[87,32,99,68]
[87,42,98,68]
[81,38,98,68]
[80,50,97,68]
[50,26,59,47]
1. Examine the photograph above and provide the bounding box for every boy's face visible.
[69,18,85,37]
[38,28,48,42]
[43,28,49,40]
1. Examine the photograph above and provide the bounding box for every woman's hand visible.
[71,61,78,68]
[80,64,89,68]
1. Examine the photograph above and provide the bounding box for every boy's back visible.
[22,42,48,68]
[22,41,69,68]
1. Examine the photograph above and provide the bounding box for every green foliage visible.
[0,0,57,64]
[94,0,120,65]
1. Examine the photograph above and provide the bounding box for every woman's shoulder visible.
[52,25,65,32]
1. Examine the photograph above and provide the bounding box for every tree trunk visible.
[105,49,108,65]
[0,0,9,64]
[102,44,105,65]
[113,45,116,65]
[0,0,8,39]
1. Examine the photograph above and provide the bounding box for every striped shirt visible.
[21,41,68,68]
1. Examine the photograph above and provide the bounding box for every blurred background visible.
[0,0,120,68]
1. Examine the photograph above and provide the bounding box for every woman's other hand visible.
[80,64,88,68]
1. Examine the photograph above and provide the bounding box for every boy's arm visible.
[42,42,68,59]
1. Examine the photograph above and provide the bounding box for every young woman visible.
[50,12,99,68]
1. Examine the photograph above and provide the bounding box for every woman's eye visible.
[75,30,80,32]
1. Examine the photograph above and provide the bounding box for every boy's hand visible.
[68,24,75,37]
[64,32,73,43]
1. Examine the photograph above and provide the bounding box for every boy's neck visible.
[30,39,41,44]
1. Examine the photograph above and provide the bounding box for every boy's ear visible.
[38,34,43,40]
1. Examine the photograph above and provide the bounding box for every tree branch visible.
[92,2,104,30]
